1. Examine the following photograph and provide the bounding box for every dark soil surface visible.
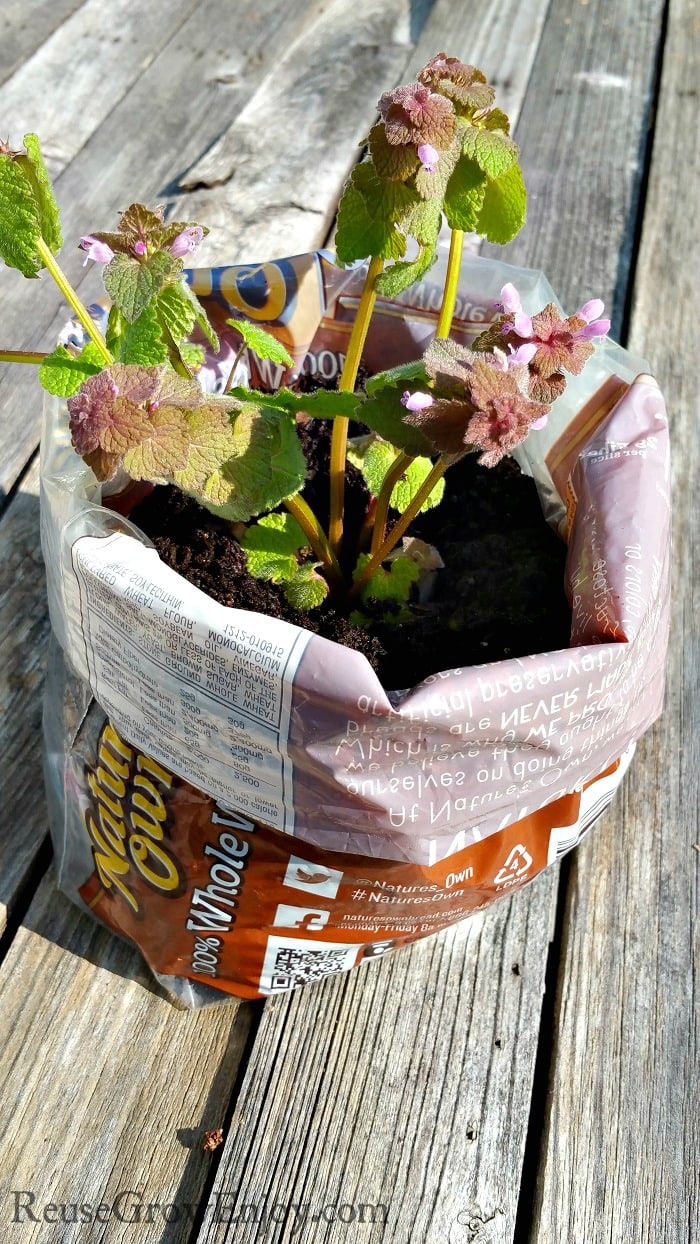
[129,419,571,690]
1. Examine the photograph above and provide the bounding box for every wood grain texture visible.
[0,459,49,937]
[174,0,436,261]
[0,871,251,1243]
[483,0,667,330]
[530,0,700,1239]
[0,0,200,177]
[0,0,86,86]
[193,8,568,1244]
[198,890,556,1244]
[0,0,325,500]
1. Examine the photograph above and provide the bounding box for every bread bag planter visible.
[0,58,671,1005]
[39,248,671,1005]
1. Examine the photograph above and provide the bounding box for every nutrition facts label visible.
[67,531,310,833]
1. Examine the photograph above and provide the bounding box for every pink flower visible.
[497,283,532,337]
[169,226,204,259]
[79,236,114,266]
[401,390,434,412]
[133,240,147,256]
[507,342,538,366]
[417,142,439,173]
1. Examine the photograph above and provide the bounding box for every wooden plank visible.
[0,459,49,937]
[195,890,556,1244]
[0,0,201,178]
[175,0,440,261]
[0,871,252,1243]
[0,0,328,500]
[195,3,671,1241]
[530,0,699,1238]
[0,0,87,86]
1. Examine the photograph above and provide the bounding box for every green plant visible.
[0,56,609,621]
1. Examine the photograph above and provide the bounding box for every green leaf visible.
[335,162,410,264]
[17,134,62,253]
[359,382,435,457]
[475,162,527,244]
[157,281,197,343]
[38,342,103,397]
[355,551,420,607]
[374,240,438,298]
[229,385,358,420]
[226,318,293,367]
[180,342,205,369]
[180,280,219,351]
[364,360,427,397]
[0,155,41,277]
[188,403,307,522]
[284,564,329,610]
[117,301,168,365]
[359,441,444,513]
[461,123,518,179]
[444,156,488,231]
[241,512,307,582]
[103,250,181,322]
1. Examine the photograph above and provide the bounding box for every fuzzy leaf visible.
[16,135,62,253]
[122,404,190,481]
[229,385,358,420]
[368,124,419,182]
[103,250,181,322]
[355,551,420,606]
[241,511,307,582]
[358,382,435,457]
[443,155,487,231]
[157,280,197,343]
[364,360,427,396]
[461,123,518,179]
[374,240,438,298]
[181,280,219,350]
[180,342,206,369]
[191,403,306,521]
[172,402,239,497]
[335,162,411,264]
[359,440,444,513]
[117,302,168,365]
[284,564,329,610]
[0,155,41,276]
[226,318,293,367]
[475,162,527,244]
[39,342,103,397]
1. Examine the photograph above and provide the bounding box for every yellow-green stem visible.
[435,229,464,339]
[0,349,47,365]
[370,450,415,558]
[283,494,344,592]
[224,339,247,394]
[36,238,112,366]
[328,255,384,556]
[349,455,452,600]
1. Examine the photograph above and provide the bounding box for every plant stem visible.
[435,228,464,339]
[349,455,453,601]
[0,349,47,365]
[36,238,112,366]
[283,494,344,592]
[224,340,247,394]
[328,254,384,556]
[370,450,415,557]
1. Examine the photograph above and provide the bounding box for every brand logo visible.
[84,722,184,914]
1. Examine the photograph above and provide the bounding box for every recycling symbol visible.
[493,844,533,886]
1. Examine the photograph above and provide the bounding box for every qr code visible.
[259,936,358,993]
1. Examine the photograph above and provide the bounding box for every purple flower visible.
[169,226,204,259]
[417,142,439,173]
[497,284,533,337]
[508,342,538,366]
[133,240,147,256]
[572,297,610,342]
[79,236,114,266]
[498,282,522,314]
[401,390,434,412]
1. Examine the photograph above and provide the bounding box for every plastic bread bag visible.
[40,251,671,1005]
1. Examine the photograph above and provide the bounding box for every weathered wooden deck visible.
[0,1,696,1240]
